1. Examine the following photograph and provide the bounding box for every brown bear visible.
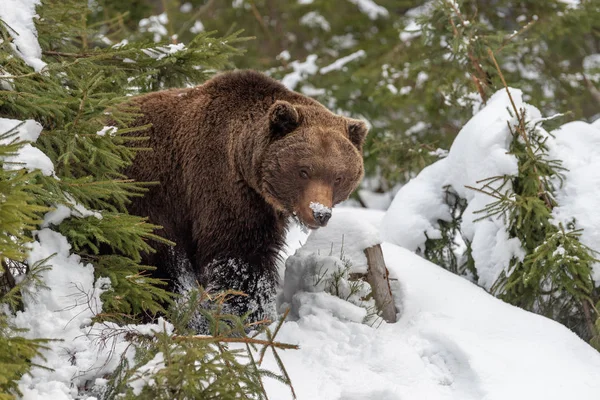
[125,70,368,319]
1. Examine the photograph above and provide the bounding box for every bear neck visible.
[232,124,270,198]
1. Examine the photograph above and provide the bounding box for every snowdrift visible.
[264,208,600,400]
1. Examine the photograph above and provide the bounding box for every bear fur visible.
[125,70,368,318]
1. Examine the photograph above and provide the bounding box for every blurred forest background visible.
[97,0,600,195]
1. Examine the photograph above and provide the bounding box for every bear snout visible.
[310,202,332,226]
[295,181,333,228]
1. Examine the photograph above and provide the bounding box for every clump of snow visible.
[382,88,532,289]
[558,0,580,8]
[320,50,365,74]
[0,0,46,72]
[139,13,169,43]
[309,201,332,216]
[42,196,102,228]
[261,209,600,400]
[331,33,358,50]
[13,225,174,398]
[301,209,381,273]
[128,352,166,395]
[386,83,398,94]
[279,210,382,322]
[300,11,330,31]
[281,54,319,90]
[142,43,186,61]
[583,54,600,71]
[13,229,122,398]
[347,0,388,20]
[280,252,370,323]
[179,2,193,13]
[405,120,428,136]
[357,189,394,210]
[190,20,205,34]
[548,121,600,283]
[300,85,326,97]
[400,19,422,42]
[399,1,434,42]
[112,39,129,49]
[277,50,291,61]
[0,118,54,176]
[96,125,117,136]
[0,68,14,90]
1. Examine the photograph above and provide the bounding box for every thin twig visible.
[496,20,537,54]
[248,0,274,43]
[176,0,216,39]
[42,50,93,58]
[258,308,290,365]
[172,335,299,350]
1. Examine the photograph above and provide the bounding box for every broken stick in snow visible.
[364,244,397,323]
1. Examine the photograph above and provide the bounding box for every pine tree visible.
[1,1,295,397]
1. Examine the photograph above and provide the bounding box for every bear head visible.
[260,100,368,229]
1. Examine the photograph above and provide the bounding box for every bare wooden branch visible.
[364,244,397,323]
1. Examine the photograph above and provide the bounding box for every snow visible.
[358,189,394,210]
[382,88,534,289]
[320,50,365,74]
[13,229,135,399]
[347,0,388,20]
[179,2,193,13]
[128,352,166,395]
[190,20,204,34]
[281,54,319,90]
[300,11,330,31]
[0,0,46,72]
[142,43,186,60]
[300,209,381,273]
[139,13,169,43]
[282,50,365,90]
[381,84,600,289]
[548,121,600,283]
[558,0,580,8]
[0,118,54,176]
[386,83,398,94]
[10,118,600,399]
[42,197,102,228]
[262,209,600,400]
[277,50,291,61]
[96,125,117,136]
[309,201,332,216]
[400,20,422,42]
[583,54,600,71]
[13,226,172,398]
[399,2,434,42]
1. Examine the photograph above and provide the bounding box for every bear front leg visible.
[203,257,278,323]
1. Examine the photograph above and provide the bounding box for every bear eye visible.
[300,169,310,179]
[335,177,343,185]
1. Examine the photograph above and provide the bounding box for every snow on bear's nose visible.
[310,201,332,226]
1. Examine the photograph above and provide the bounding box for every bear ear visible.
[269,100,300,138]
[347,118,369,149]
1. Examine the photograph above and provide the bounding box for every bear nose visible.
[313,210,332,226]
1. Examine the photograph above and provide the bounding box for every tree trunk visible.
[364,244,397,323]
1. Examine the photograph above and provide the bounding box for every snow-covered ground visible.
[264,208,600,400]
[11,207,600,399]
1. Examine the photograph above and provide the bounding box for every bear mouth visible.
[291,212,320,232]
